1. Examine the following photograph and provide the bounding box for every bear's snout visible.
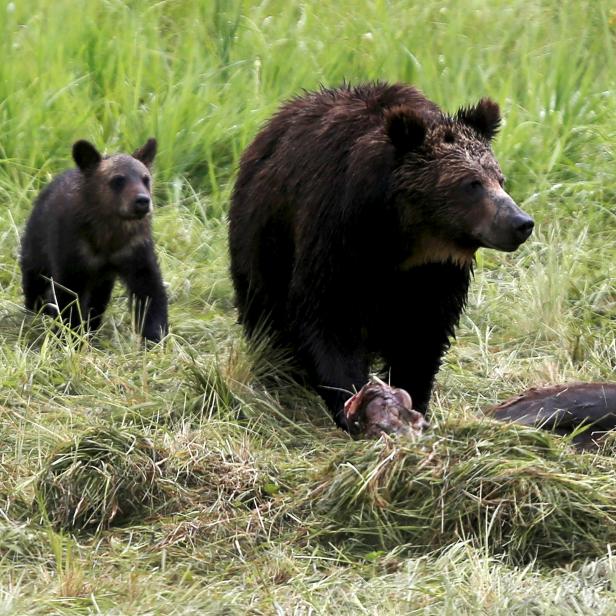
[495,196,534,250]
[133,194,152,217]
[510,212,534,244]
[478,192,534,252]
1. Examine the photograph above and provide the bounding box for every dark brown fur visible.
[489,382,616,450]
[229,82,534,427]
[21,138,168,342]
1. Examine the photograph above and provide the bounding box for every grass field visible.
[1,0,615,613]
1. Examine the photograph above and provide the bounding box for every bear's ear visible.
[132,138,157,168]
[456,98,501,141]
[385,106,427,153]
[72,140,102,172]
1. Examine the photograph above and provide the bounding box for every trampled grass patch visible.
[305,421,616,564]
[35,427,166,531]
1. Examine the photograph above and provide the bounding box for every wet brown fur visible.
[489,382,616,450]
[229,82,533,427]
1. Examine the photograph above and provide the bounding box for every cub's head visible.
[386,99,533,267]
[72,138,157,220]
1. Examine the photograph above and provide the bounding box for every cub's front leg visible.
[119,242,168,343]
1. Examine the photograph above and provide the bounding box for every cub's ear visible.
[132,138,157,168]
[72,140,102,172]
[385,106,427,153]
[456,98,501,141]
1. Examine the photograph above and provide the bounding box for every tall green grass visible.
[0,0,615,613]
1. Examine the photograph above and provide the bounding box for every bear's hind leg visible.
[232,217,294,347]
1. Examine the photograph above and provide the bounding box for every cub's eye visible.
[142,175,150,188]
[498,175,506,187]
[109,175,126,191]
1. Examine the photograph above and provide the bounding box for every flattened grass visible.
[306,421,616,563]
[35,427,165,531]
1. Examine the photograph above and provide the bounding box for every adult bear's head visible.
[385,99,534,268]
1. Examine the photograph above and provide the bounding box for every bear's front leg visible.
[381,322,452,415]
[377,265,470,415]
[119,243,168,343]
[293,324,370,429]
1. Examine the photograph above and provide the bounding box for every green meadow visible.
[1,0,615,613]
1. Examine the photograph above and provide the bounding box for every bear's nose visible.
[134,194,151,215]
[513,215,534,242]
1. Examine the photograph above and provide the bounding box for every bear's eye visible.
[142,175,150,189]
[498,175,506,187]
[109,175,126,191]
[466,179,483,192]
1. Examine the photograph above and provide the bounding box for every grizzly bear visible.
[229,82,534,429]
[20,138,168,343]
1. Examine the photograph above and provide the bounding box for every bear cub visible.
[229,82,534,429]
[20,138,168,342]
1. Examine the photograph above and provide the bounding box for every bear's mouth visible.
[478,236,526,253]
[120,210,151,221]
